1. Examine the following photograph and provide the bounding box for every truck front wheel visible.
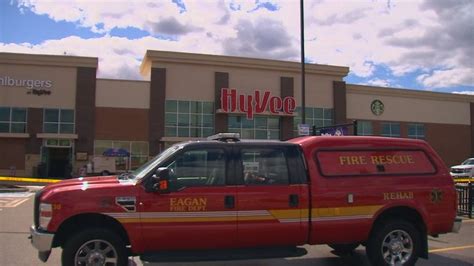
[62,228,128,266]
[367,220,420,266]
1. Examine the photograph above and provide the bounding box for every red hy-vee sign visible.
[220,88,296,119]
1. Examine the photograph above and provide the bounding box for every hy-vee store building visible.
[1,50,473,177]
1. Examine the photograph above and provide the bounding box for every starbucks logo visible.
[371,99,384,116]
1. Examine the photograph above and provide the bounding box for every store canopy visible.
[103,148,130,157]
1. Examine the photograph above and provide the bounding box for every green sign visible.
[371,99,384,116]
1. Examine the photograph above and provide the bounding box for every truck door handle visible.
[224,195,235,209]
[289,194,299,207]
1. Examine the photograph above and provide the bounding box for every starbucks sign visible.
[371,99,384,116]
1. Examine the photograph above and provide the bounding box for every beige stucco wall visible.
[162,62,295,101]
[0,64,76,108]
[161,63,215,101]
[229,68,283,96]
[305,74,343,108]
[96,79,150,109]
[347,85,472,125]
[143,50,349,108]
[159,62,340,108]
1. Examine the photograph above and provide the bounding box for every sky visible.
[1,0,473,95]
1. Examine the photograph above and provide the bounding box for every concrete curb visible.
[0,184,29,193]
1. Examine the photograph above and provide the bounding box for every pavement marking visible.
[0,192,33,198]
[429,245,474,253]
[0,192,33,208]
[0,198,30,208]
[462,219,474,223]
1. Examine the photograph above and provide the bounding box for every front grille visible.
[451,168,466,174]
[33,190,43,228]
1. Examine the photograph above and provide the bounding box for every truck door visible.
[235,145,309,247]
[138,146,237,251]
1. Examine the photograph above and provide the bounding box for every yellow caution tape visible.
[454,178,472,183]
[0,176,60,183]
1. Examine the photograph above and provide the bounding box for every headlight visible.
[39,203,52,230]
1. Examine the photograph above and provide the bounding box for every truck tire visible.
[62,228,128,266]
[328,243,360,253]
[367,220,420,266]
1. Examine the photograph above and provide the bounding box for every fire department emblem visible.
[430,189,443,203]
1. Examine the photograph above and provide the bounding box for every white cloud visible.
[301,0,473,88]
[366,78,392,87]
[416,68,473,88]
[1,35,223,80]
[15,0,183,34]
[4,0,473,90]
[452,91,474,95]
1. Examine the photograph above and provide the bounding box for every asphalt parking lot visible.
[0,188,473,266]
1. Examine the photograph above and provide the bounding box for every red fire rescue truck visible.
[30,134,461,266]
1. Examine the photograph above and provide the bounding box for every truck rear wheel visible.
[367,220,420,266]
[62,228,128,266]
[328,243,360,253]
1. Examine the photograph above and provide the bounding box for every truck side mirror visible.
[152,167,171,194]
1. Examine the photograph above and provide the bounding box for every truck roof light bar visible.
[207,133,241,142]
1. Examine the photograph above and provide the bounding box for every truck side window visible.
[240,148,289,185]
[166,149,226,188]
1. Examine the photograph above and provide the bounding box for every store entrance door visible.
[47,148,71,178]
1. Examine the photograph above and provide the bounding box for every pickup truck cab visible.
[30,134,461,266]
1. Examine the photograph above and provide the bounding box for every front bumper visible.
[451,217,462,233]
[30,225,54,262]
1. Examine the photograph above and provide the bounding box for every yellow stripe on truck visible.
[312,205,382,218]
[119,216,237,223]
[113,205,383,224]
[270,209,307,219]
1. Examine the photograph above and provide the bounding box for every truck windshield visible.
[130,144,182,180]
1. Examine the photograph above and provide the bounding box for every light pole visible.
[300,0,306,125]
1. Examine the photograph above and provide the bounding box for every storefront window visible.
[357,121,373,136]
[43,109,75,134]
[94,140,149,171]
[228,115,280,140]
[0,107,27,133]
[408,124,425,139]
[381,122,400,137]
[165,100,214,138]
[293,107,334,136]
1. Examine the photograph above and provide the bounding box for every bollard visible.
[469,182,473,219]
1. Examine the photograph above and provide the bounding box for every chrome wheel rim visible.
[74,239,118,266]
[381,229,413,266]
